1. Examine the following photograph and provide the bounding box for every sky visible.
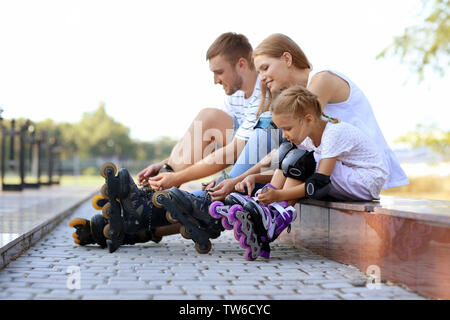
[0,0,448,149]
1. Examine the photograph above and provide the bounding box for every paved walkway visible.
[0,197,425,300]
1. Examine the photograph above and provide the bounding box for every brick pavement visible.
[0,199,426,300]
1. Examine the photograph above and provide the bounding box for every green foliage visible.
[395,124,450,159]
[377,0,449,81]
[1,102,177,162]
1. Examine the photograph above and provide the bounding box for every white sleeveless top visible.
[307,69,409,189]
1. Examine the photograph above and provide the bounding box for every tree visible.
[74,102,137,159]
[395,124,450,159]
[377,0,449,81]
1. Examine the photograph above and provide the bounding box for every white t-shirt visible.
[300,121,388,199]
[221,75,261,141]
[307,69,409,189]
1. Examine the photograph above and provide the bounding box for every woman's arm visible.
[308,71,350,110]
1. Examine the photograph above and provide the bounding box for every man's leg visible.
[167,108,234,172]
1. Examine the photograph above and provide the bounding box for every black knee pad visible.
[281,148,316,181]
[275,142,297,168]
[305,173,331,200]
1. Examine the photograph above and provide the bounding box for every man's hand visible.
[148,172,180,190]
[137,162,164,186]
[208,178,238,201]
[201,177,218,191]
[234,175,256,196]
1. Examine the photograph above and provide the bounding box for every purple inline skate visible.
[232,184,297,261]
[209,192,254,235]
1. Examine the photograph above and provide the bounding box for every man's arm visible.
[149,136,247,188]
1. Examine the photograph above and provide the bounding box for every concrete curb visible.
[0,190,97,270]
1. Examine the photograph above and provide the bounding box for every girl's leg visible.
[283,177,305,206]
[269,169,287,190]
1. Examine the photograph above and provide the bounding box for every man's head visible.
[206,32,254,95]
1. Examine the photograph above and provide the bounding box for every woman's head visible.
[271,85,336,144]
[253,34,312,115]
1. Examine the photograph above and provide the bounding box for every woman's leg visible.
[229,127,282,178]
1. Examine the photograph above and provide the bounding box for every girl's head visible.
[253,34,312,115]
[271,85,337,144]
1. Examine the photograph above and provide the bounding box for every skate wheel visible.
[233,221,242,241]
[239,234,250,249]
[100,162,117,179]
[100,184,109,199]
[228,204,242,222]
[103,224,111,239]
[208,201,224,219]
[180,225,192,239]
[152,190,171,208]
[92,194,107,210]
[165,211,178,224]
[195,240,211,254]
[221,216,233,230]
[244,247,256,261]
[102,202,111,219]
[69,217,87,228]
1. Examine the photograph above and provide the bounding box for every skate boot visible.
[84,163,173,253]
[152,187,224,254]
[209,192,254,234]
[70,214,108,248]
[232,184,297,261]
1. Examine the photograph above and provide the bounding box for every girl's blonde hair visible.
[271,85,339,123]
[253,33,312,116]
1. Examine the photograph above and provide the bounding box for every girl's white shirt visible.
[300,121,388,199]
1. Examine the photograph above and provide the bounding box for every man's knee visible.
[195,108,232,130]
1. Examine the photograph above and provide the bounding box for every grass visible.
[381,175,450,201]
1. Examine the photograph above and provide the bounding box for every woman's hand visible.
[208,178,238,201]
[235,175,256,196]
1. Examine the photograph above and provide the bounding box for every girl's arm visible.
[258,157,337,204]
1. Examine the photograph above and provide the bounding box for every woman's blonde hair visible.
[271,85,339,123]
[253,33,312,116]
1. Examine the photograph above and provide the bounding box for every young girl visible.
[226,85,388,261]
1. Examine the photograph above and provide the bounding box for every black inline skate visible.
[152,187,224,254]
[70,163,174,253]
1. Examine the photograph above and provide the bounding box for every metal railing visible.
[0,110,61,191]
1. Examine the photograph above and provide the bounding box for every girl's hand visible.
[235,175,256,196]
[257,188,280,204]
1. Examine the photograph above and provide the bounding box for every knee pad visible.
[281,149,316,181]
[305,173,331,200]
[275,142,297,168]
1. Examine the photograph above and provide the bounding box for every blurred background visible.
[0,0,448,200]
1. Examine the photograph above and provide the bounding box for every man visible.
[69,32,266,252]
[137,32,261,191]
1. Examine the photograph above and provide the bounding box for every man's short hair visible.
[206,32,254,68]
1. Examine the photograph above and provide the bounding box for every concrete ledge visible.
[279,196,450,299]
[0,187,97,270]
